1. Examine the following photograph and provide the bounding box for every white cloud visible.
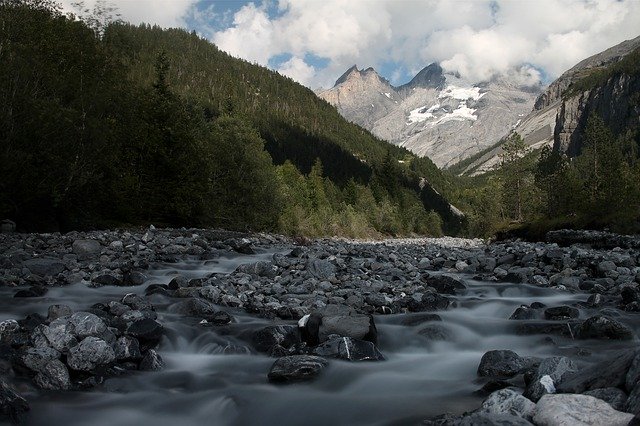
[277,56,316,86]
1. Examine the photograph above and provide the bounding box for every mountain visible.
[318,64,541,168]
[459,35,640,175]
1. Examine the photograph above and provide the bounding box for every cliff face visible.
[554,65,640,156]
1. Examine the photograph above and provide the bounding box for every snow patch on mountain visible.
[438,85,484,101]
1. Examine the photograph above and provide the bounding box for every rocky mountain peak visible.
[400,63,446,90]
[333,65,389,88]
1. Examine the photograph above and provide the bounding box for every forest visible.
[1,0,638,239]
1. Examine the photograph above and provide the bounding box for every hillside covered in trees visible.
[0,0,458,236]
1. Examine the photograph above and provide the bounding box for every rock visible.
[478,350,527,378]
[478,388,535,420]
[418,323,452,341]
[68,312,109,339]
[47,304,73,321]
[121,294,153,311]
[226,238,254,254]
[524,356,577,402]
[544,306,579,320]
[407,292,450,312]
[72,239,102,260]
[0,379,29,423]
[122,271,146,286]
[509,306,539,320]
[454,413,533,425]
[318,313,377,344]
[34,359,71,390]
[252,325,300,354]
[400,313,443,326]
[627,352,640,391]
[14,286,47,298]
[515,322,578,337]
[557,349,637,393]
[22,258,65,277]
[34,321,77,353]
[533,394,634,426]
[583,387,627,411]
[307,258,336,280]
[67,336,115,371]
[576,316,634,340]
[312,336,384,361]
[236,261,278,278]
[172,298,217,318]
[126,319,163,343]
[422,274,467,295]
[167,276,189,290]
[267,355,328,383]
[20,346,60,373]
[93,273,122,286]
[139,349,164,371]
[114,336,142,361]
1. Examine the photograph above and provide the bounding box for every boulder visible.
[20,346,61,373]
[47,305,73,321]
[318,314,377,344]
[0,379,29,423]
[307,258,336,280]
[312,336,384,361]
[114,336,142,361]
[68,312,109,340]
[400,313,443,326]
[172,298,217,318]
[33,322,77,353]
[583,387,627,411]
[478,388,535,420]
[67,336,115,371]
[267,355,328,383]
[478,350,528,378]
[418,323,452,341]
[422,274,467,295]
[72,239,102,260]
[139,349,164,371]
[533,394,633,426]
[455,413,533,425]
[22,258,65,277]
[557,349,637,393]
[34,359,71,390]
[576,316,634,340]
[93,273,122,287]
[126,319,163,343]
[121,294,153,311]
[544,306,579,321]
[235,261,278,278]
[524,356,577,402]
[253,325,300,354]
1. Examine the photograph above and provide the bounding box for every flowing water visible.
[3,247,638,426]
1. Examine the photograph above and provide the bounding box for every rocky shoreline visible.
[1,227,640,425]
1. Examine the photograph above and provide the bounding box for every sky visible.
[60,0,640,90]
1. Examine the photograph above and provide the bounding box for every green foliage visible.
[0,1,449,236]
[565,47,640,97]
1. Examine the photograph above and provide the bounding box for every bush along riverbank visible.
[1,227,640,425]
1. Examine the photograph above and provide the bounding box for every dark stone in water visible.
[544,306,579,320]
[422,274,467,295]
[312,336,384,361]
[509,305,539,320]
[93,274,122,287]
[576,316,634,340]
[557,349,637,393]
[418,323,451,341]
[0,379,29,424]
[515,322,579,337]
[267,355,328,383]
[14,286,47,298]
[126,319,163,343]
[477,350,527,378]
[252,325,300,354]
[473,380,514,397]
[523,356,577,402]
[139,349,164,371]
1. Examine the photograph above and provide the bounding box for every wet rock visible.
[14,285,47,298]
[406,292,450,312]
[557,349,637,393]
[400,313,442,326]
[139,349,164,371]
[544,306,579,321]
[312,336,384,361]
[72,239,102,260]
[167,276,189,290]
[267,355,328,383]
[307,258,336,280]
[627,352,640,391]
[455,413,534,425]
[418,323,452,341]
[22,258,65,277]
[226,238,254,254]
[93,273,122,287]
[33,322,77,353]
[515,322,578,338]
[422,274,466,295]
[34,359,71,390]
[236,261,278,278]
[509,305,540,320]
[122,271,146,286]
[318,314,377,345]
[121,294,153,312]
[20,346,61,373]
[67,336,115,371]
[523,356,577,402]
[172,298,217,318]
[576,315,634,340]
[583,387,627,411]
[0,379,29,423]
[114,336,142,361]
[478,388,535,420]
[68,312,109,340]
[478,350,527,378]
[253,325,301,354]
[47,305,73,321]
[533,394,634,426]
[126,319,163,343]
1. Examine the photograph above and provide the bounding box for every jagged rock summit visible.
[318,64,541,168]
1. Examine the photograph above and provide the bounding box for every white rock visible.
[478,388,536,420]
[533,394,634,426]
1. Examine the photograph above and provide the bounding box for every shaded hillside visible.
[0,1,459,235]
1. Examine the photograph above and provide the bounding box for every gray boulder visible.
[478,388,535,420]
[312,336,384,361]
[67,336,115,371]
[20,346,61,373]
[455,413,533,425]
[72,239,102,260]
[307,258,336,280]
[139,349,164,371]
[114,336,142,361]
[267,355,328,383]
[583,387,627,411]
[478,350,527,378]
[558,349,637,393]
[0,379,29,423]
[68,312,109,339]
[533,394,633,426]
[23,258,65,277]
[524,356,577,402]
[47,304,73,321]
[34,359,71,390]
[576,316,634,340]
[318,314,377,344]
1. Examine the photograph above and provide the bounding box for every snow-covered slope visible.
[318,64,541,168]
